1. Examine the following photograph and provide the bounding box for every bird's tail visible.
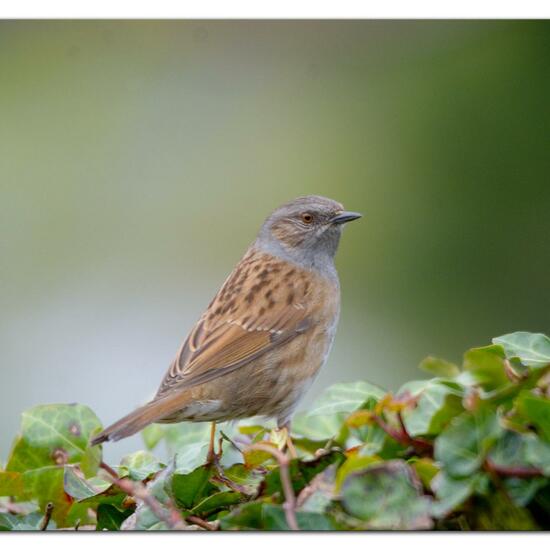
[91,391,189,446]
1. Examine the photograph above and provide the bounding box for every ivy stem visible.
[372,413,433,455]
[397,411,434,454]
[211,466,249,494]
[484,458,544,479]
[219,430,244,454]
[39,502,54,531]
[373,414,407,444]
[99,462,192,531]
[246,443,299,531]
[186,515,219,531]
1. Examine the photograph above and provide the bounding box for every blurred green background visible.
[1,20,549,462]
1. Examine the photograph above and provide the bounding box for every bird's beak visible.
[331,211,362,225]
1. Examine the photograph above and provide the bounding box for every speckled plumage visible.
[92,195,360,445]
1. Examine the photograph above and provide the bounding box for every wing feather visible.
[155,250,315,397]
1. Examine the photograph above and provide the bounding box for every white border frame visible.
[1,0,550,19]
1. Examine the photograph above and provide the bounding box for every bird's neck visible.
[252,238,339,285]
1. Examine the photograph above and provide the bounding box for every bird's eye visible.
[301,212,313,224]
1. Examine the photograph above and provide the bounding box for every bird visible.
[91,195,361,457]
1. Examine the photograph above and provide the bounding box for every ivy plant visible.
[1,331,549,531]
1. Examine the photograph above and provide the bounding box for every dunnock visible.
[92,196,361,450]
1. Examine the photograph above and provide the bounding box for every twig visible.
[220,430,243,454]
[39,502,54,531]
[100,462,187,531]
[296,466,334,509]
[484,458,543,479]
[503,359,524,382]
[483,459,516,507]
[205,433,250,494]
[372,412,433,455]
[397,411,434,454]
[187,515,218,531]
[211,465,249,494]
[372,414,404,443]
[246,443,298,531]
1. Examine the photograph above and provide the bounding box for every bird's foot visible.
[205,422,223,465]
[206,440,224,466]
[272,426,298,460]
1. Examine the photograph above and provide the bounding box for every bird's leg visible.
[206,421,219,464]
[205,422,235,489]
[276,421,298,459]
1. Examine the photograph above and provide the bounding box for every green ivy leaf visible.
[488,430,548,475]
[504,477,548,507]
[353,423,388,456]
[63,466,111,501]
[214,464,263,496]
[131,462,175,530]
[463,345,509,391]
[20,467,70,525]
[400,379,464,437]
[0,513,30,531]
[171,464,216,509]
[4,403,102,527]
[80,444,102,478]
[409,458,439,489]
[262,506,333,530]
[119,451,164,481]
[306,381,386,416]
[292,382,384,442]
[435,408,502,477]
[161,421,244,469]
[431,471,489,517]
[419,356,460,378]
[524,437,550,475]
[261,451,343,500]
[219,501,264,530]
[298,466,336,513]
[341,460,433,529]
[291,411,343,441]
[493,332,550,368]
[6,404,102,473]
[0,471,23,497]
[96,503,133,531]
[335,454,381,492]
[189,491,244,517]
[516,390,550,441]
[219,502,332,531]
[0,510,57,531]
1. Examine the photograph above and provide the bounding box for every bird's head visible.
[257,195,361,267]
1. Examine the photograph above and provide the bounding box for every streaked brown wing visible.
[155,249,314,397]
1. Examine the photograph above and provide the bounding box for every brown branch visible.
[187,515,218,531]
[396,411,410,438]
[246,443,298,531]
[39,502,54,531]
[483,459,513,505]
[100,462,188,531]
[484,458,543,479]
[397,411,434,454]
[204,431,249,494]
[212,465,249,494]
[503,359,524,382]
[219,430,244,454]
[371,412,433,455]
